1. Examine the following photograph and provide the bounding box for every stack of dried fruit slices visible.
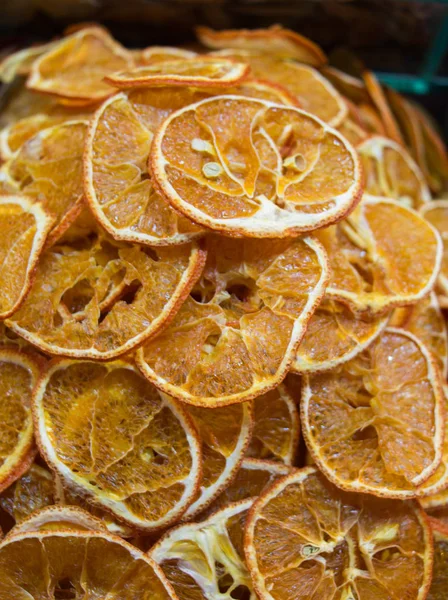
[0,21,448,600]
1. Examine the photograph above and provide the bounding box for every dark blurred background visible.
[1,0,448,135]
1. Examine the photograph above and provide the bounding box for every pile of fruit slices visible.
[0,22,447,600]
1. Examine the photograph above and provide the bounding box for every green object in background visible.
[376,13,448,94]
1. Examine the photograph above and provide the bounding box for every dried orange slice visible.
[0,322,31,351]
[301,328,445,497]
[151,95,362,237]
[245,466,433,600]
[11,504,108,534]
[7,232,204,359]
[230,79,298,106]
[27,26,133,104]
[357,135,431,209]
[0,195,53,319]
[387,89,423,161]
[150,498,255,600]
[321,65,369,104]
[138,46,197,64]
[212,51,346,126]
[0,41,58,83]
[54,475,133,537]
[0,464,54,530]
[33,358,202,531]
[84,88,209,246]
[206,458,291,514]
[0,114,63,161]
[105,57,250,89]
[136,235,329,407]
[0,526,175,599]
[363,71,404,145]
[391,292,448,378]
[358,102,387,135]
[6,120,87,245]
[412,102,448,194]
[292,298,388,373]
[246,385,299,465]
[0,349,40,494]
[182,402,253,519]
[320,198,442,314]
[428,518,448,599]
[420,200,448,301]
[197,25,327,65]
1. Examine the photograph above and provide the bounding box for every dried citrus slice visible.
[33,358,202,531]
[136,235,329,406]
[387,89,423,163]
[151,95,362,237]
[0,195,53,319]
[150,498,255,600]
[84,88,210,246]
[0,464,54,531]
[105,57,250,89]
[0,322,31,351]
[420,200,448,300]
[428,518,448,599]
[54,475,133,537]
[182,402,253,519]
[320,198,442,314]
[301,328,445,497]
[7,232,204,359]
[206,458,291,514]
[212,51,346,126]
[139,46,197,64]
[292,297,388,373]
[197,25,327,65]
[363,71,404,144]
[0,84,56,130]
[246,385,299,465]
[358,102,387,135]
[1,114,60,161]
[245,466,433,600]
[12,504,108,534]
[0,526,175,599]
[230,79,298,106]
[391,292,448,378]
[0,41,58,83]
[321,65,369,104]
[0,349,40,494]
[27,26,133,103]
[6,120,87,245]
[412,102,448,194]
[357,135,431,209]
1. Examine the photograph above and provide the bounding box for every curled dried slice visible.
[150,499,255,600]
[358,103,387,135]
[213,51,346,126]
[321,66,369,104]
[245,466,433,600]
[84,88,208,246]
[0,195,53,319]
[420,200,448,301]
[391,292,448,378]
[151,95,362,237]
[33,359,202,531]
[338,117,368,146]
[0,41,58,83]
[321,198,442,314]
[6,120,87,245]
[0,526,175,599]
[363,71,404,144]
[0,464,54,531]
[0,114,63,161]
[292,298,388,373]
[301,328,445,498]
[358,135,431,209]
[12,505,107,535]
[183,402,253,519]
[206,458,291,514]
[0,349,40,493]
[137,235,329,407]
[246,385,299,465]
[27,26,132,103]
[197,25,327,65]
[230,79,298,106]
[428,518,448,600]
[7,233,204,359]
[105,57,250,88]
